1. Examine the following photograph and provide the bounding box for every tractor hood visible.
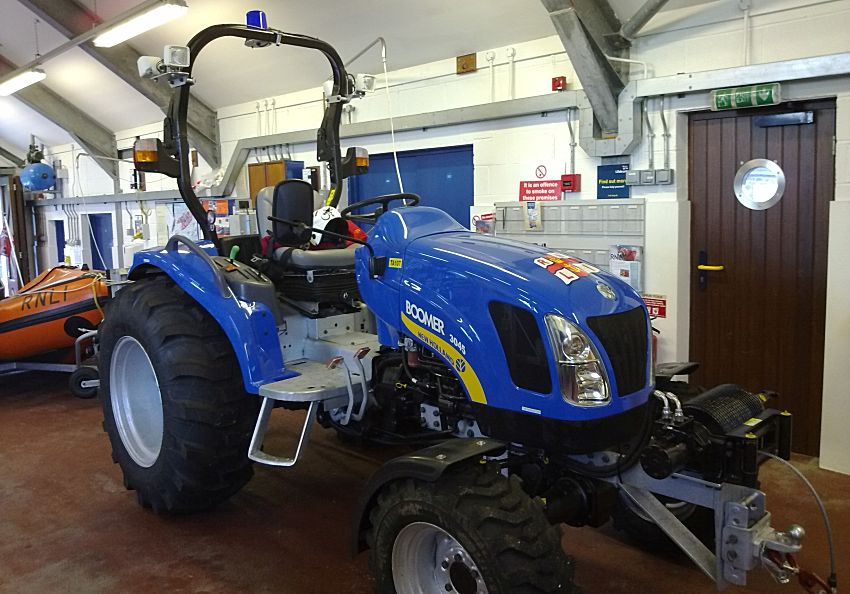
[405,232,643,322]
[357,206,652,423]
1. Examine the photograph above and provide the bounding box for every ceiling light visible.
[94,0,188,48]
[0,69,47,96]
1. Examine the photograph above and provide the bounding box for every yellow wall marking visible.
[401,314,487,404]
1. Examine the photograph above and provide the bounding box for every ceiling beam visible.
[17,0,221,168]
[0,53,119,182]
[568,0,630,55]
[620,0,671,40]
[541,0,624,134]
[0,144,25,167]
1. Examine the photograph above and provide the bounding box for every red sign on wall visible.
[643,294,667,318]
[519,180,561,201]
[204,199,230,216]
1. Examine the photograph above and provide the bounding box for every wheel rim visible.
[392,522,489,594]
[110,336,164,468]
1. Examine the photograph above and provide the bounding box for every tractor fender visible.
[352,437,507,554]
[128,238,293,393]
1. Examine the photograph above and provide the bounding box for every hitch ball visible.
[786,524,806,544]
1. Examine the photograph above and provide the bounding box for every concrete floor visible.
[0,371,846,594]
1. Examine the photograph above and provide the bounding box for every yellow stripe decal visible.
[401,314,487,404]
[324,187,336,207]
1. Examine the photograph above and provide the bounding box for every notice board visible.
[597,164,630,199]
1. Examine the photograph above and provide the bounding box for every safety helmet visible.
[310,206,345,245]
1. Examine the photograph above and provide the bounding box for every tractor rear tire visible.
[368,464,576,594]
[98,275,259,514]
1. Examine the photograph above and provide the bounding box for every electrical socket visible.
[640,170,655,185]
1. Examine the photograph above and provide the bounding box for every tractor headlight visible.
[545,315,610,406]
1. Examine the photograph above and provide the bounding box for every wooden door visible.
[248,161,287,206]
[265,161,285,187]
[688,100,835,455]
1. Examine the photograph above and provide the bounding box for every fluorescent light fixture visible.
[0,69,47,96]
[94,0,188,48]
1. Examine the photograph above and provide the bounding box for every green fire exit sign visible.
[711,83,781,111]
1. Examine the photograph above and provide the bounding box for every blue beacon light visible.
[246,10,268,29]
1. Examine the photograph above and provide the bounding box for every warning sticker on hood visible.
[533,252,599,285]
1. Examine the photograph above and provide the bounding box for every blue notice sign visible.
[597,164,630,199]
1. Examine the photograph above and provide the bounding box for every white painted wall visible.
[41,0,850,471]
[819,91,850,475]
[821,202,850,474]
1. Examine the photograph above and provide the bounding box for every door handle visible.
[697,250,724,290]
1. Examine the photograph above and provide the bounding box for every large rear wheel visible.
[369,465,576,593]
[99,275,259,513]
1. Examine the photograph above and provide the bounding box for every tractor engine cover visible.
[355,206,655,428]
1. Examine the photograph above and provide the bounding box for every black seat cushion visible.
[272,179,313,246]
[272,245,357,269]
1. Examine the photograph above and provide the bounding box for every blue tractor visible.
[99,19,810,594]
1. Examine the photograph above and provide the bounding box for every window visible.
[734,158,785,210]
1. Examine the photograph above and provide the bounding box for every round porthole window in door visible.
[733,158,785,210]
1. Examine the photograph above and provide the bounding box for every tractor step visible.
[250,359,366,467]
[248,398,318,467]
[259,359,349,404]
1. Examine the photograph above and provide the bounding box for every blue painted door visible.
[88,214,113,270]
[348,145,473,227]
[53,221,65,264]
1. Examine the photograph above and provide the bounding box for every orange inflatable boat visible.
[0,266,108,361]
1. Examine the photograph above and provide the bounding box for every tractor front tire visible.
[368,464,576,594]
[99,275,259,514]
[611,489,714,551]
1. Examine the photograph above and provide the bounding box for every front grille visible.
[489,302,552,394]
[586,306,648,396]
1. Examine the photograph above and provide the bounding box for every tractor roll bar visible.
[165,24,350,250]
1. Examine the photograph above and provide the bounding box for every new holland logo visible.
[596,282,616,300]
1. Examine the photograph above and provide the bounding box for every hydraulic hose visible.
[761,452,838,592]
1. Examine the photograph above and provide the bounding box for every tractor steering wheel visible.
[339,193,420,223]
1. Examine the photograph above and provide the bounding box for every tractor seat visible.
[256,179,358,269]
[255,179,360,305]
